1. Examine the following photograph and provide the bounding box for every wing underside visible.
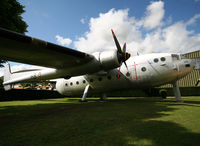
[0,28,93,69]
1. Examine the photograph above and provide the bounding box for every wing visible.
[0,27,94,69]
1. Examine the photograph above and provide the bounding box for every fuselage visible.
[56,53,195,96]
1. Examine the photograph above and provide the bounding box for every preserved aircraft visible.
[0,28,196,102]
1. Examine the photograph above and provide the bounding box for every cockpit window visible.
[171,54,180,61]
[181,55,189,59]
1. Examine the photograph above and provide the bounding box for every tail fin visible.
[3,63,12,91]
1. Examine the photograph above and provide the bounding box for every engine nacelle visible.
[93,50,121,71]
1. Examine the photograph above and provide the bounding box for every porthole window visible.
[65,83,68,86]
[90,79,94,82]
[154,58,159,63]
[76,81,79,85]
[141,67,146,72]
[98,77,102,81]
[107,76,111,80]
[70,82,73,86]
[161,57,166,62]
[126,72,130,77]
[83,80,86,84]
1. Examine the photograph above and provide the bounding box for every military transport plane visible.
[0,28,195,102]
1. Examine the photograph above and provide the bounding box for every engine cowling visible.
[93,50,121,71]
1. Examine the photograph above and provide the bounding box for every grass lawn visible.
[0,96,200,146]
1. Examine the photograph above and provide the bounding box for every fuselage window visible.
[126,72,130,77]
[70,82,73,86]
[65,83,68,86]
[141,67,146,72]
[98,77,102,81]
[154,58,159,63]
[83,80,86,84]
[107,76,111,80]
[161,57,166,62]
[90,79,94,82]
[76,81,79,85]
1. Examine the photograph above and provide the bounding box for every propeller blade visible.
[122,42,126,53]
[111,29,131,71]
[111,29,122,53]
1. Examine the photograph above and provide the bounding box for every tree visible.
[0,0,28,67]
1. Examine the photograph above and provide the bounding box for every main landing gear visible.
[80,85,90,102]
[80,85,107,102]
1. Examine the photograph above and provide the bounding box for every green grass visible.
[0,97,200,146]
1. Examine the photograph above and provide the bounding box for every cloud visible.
[80,18,85,24]
[143,1,165,29]
[55,35,72,47]
[73,1,200,55]
[74,8,142,53]
[186,14,200,26]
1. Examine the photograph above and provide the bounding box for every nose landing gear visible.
[172,81,183,102]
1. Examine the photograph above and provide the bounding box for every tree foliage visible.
[0,0,28,33]
[0,0,28,67]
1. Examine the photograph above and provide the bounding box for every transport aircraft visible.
[0,28,196,102]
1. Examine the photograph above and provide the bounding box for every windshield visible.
[171,54,180,61]
[180,55,189,59]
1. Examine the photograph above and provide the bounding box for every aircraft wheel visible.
[159,90,167,99]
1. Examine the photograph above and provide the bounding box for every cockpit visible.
[171,54,180,61]
[171,54,190,61]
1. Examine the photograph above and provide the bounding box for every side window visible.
[154,58,159,63]
[141,67,146,72]
[160,57,166,62]
[126,72,130,77]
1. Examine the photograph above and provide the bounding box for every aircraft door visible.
[171,54,180,72]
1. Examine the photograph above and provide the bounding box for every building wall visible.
[161,50,200,88]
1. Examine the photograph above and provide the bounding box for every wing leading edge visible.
[0,27,94,69]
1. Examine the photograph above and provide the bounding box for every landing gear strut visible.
[80,85,90,102]
[172,81,183,102]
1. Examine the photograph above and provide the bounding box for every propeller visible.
[111,29,130,77]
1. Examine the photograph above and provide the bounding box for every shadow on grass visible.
[0,97,199,146]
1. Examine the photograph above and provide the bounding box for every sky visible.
[1,0,200,76]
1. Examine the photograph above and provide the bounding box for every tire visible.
[160,90,167,99]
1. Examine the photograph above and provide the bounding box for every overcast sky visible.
[1,0,200,76]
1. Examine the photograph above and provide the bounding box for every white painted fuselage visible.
[56,53,195,96]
